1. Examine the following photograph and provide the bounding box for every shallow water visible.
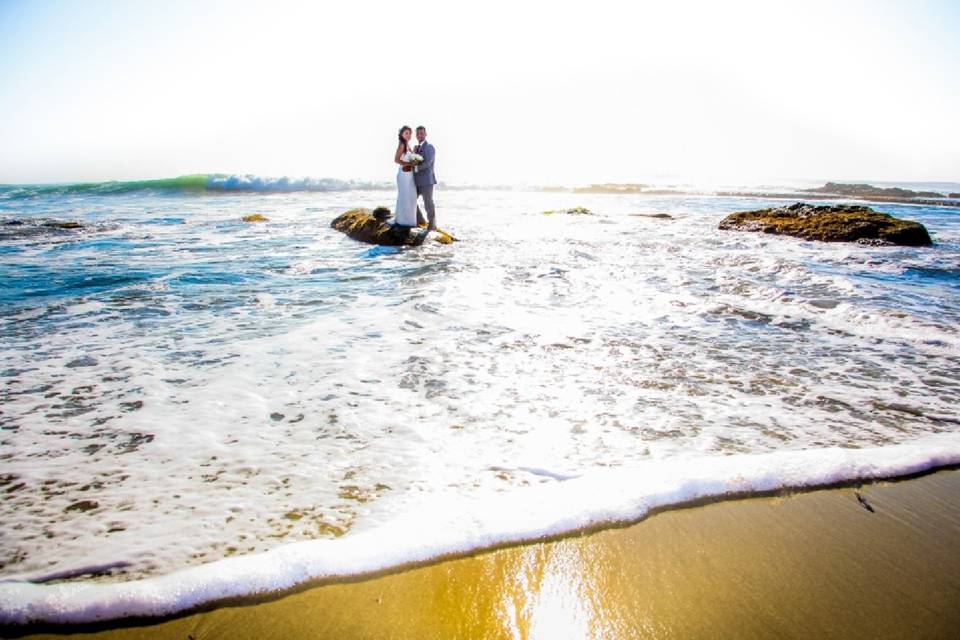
[1,185,959,590]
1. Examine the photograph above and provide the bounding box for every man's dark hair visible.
[416,125,426,132]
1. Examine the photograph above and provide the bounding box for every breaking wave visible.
[0,174,389,198]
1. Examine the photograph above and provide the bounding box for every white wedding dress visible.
[395,150,418,226]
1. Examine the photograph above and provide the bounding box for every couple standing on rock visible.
[394,125,437,230]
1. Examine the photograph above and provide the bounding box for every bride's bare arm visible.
[394,144,409,166]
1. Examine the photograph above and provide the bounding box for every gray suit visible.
[414,141,437,227]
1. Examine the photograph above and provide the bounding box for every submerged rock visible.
[65,355,98,368]
[1,218,88,241]
[630,213,673,219]
[330,208,456,246]
[64,500,99,513]
[718,203,932,246]
[43,221,83,229]
[543,207,593,215]
[241,214,268,222]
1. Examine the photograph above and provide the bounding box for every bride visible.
[394,125,420,227]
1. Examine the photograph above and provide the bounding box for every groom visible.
[413,125,437,230]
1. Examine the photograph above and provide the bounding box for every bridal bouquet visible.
[402,151,423,163]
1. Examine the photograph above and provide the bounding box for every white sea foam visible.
[2,434,959,624]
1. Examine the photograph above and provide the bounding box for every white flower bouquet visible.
[401,151,423,163]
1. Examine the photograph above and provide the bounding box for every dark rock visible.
[718,203,932,246]
[950,193,960,199]
[630,213,673,219]
[1,218,90,241]
[330,208,455,246]
[64,500,99,513]
[66,356,99,368]
[42,221,83,229]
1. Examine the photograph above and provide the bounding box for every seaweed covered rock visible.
[330,208,456,246]
[43,220,83,229]
[718,203,932,246]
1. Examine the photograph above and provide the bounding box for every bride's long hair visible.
[397,126,411,148]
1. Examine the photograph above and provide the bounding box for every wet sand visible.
[12,469,960,639]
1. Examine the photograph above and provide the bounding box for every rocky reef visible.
[536,182,959,207]
[718,203,932,246]
[803,182,943,199]
[330,208,455,246]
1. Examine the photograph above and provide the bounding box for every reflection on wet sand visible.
[19,469,960,640]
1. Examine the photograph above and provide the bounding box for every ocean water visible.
[2,177,959,623]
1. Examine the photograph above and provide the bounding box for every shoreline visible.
[3,437,960,626]
[8,465,960,639]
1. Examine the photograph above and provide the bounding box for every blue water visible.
[1,181,959,588]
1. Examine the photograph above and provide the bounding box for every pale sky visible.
[0,0,958,186]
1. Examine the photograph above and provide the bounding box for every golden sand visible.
[15,469,960,639]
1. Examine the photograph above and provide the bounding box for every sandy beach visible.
[9,468,958,639]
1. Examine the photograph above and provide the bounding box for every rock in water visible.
[241,214,268,222]
[1,219,89,242]
[718,203,932,246]
[43,220,83,229]
[330,208,456,246]
[630,213,673,219]
[543,207,593,215]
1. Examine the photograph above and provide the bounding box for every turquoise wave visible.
[0,174,388,198]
